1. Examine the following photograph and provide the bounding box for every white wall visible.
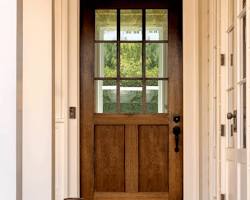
[0,1,21,199]
[23,0,54,200]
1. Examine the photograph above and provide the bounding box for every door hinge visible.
[221,124,225,136]
[221,194,226,200]
[221,54,225,66]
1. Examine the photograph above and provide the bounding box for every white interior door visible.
[224,0,247,199]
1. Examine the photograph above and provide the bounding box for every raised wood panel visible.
[94,192,169,200]
[94,125,125,192]
[138,126,169,192]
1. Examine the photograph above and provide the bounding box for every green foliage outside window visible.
[102,43,162,113]
[103,43,160,86]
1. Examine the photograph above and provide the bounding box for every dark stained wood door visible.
[80,1,183,200]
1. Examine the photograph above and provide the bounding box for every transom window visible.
[94,9,168,113]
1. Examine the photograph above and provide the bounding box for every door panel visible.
[94,125,125,192]
[80,1,183,200]
[226,161,237,200]
[238,164,247,200]
[223,1,247,199]
[139,125,169,192]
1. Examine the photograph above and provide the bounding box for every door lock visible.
[173,126,181,152]
[173,115,181,123]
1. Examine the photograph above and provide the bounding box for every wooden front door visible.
[80,1,183,200]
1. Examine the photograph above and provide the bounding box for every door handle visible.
[227,110,237,132]
[227,112,236,120]
[173,126,181,152]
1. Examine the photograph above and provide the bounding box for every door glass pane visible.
[146,9,168,41]
[94,9,169,114]
[120,43,142,77]
[120,80,142,113]
[146,43,168,78]
[146,80,168,113]
[120,10,142,41]
[95,80,117,113]
[95,43,117,77]
[95,10,117,41]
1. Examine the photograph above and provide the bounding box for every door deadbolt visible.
[173,115,181,123]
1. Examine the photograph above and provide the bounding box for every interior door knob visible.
[227,112,236,120]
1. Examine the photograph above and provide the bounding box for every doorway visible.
[80,0,183,200]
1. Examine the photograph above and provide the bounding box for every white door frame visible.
[55,0,200,199]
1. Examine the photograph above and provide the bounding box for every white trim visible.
[183,0,200,199]
[246,0,250,200]
[55,0,69,199]
[216,0,223,198]
[208,0,219,199]
[55,0,80,198]
[67,0,80,197]
[62,0,69,197]
[199,0,210,199]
